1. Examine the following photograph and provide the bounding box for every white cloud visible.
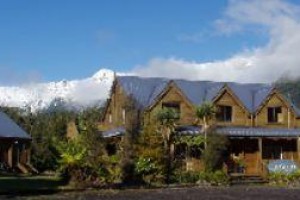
[131,0,300,83]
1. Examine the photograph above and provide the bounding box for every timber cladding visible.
[256,92,296,128]
[101,82,128,130]
[213,91,251,126]
[147,84,196,125]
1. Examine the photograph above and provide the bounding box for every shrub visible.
[198,170,229,186]
[135,157,162,184]
[269,170,300,187]
[103,155,122,184]
[202,133,228,172]
[135,125,165,185]
[175,171,200,184]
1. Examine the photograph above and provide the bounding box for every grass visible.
[0,175,69,194]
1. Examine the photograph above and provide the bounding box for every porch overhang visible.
[216,127,300,138]
[175,125,203,135]
[102,127,126,138]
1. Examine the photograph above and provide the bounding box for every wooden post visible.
[170,143,175,160]
[258,138,263,175]
[7,144,13,168]
[297,137,300,163]
[288,108,291,129]
[27,144,31,164]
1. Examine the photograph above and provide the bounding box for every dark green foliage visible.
[156,108,180,184]
[119,132,137,184]
[56,130,107,187]
[1,106,103,173]
[268,170,300,187]
[276,78,300,108]
[202,132,229,172]
[135,125,165,184]
[198,170,229,186]
[156,107,179,125]
[195,102,216,122]
[174,170,200,184]
[119,97,140,184]
[30,110,75,171]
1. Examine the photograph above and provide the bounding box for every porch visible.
[0,112,32,173]
[0,139,31,172]
[217,127,300,176]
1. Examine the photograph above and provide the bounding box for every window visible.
[108,113,112,124]
[162,102,180,119]
[268,107,282,123]
[216,105,232,122]
[122,109,126,124]
[262,139,296,160]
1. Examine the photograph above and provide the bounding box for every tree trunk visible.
[204,117,207,149]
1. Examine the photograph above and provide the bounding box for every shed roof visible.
[102,127,126,138]
[216,126,300,137]
[0,112,31,140]
[102,125,300,138]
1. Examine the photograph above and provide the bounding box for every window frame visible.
[267,106,282,123]
[216,105,233,122]
[162,101,181,120]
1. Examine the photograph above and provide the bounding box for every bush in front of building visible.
[197,170,229,186]
[202,132,229,172]
[268,170,300,187]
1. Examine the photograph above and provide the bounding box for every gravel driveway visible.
[6,186,300,200]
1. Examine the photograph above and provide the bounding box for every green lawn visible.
[0,175,68,194]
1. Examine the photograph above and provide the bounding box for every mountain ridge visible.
[0,68,115,112]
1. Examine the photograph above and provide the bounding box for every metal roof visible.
[102,125,300,138]
[227,82,273,113]
[102,127,126,138]
[0,112,31,140]
[117,76,278,114]
[174,80,223,105]
[216,126,300,137]
[118,76,169,108]
[175,125,203,135]
[281,94,300,117]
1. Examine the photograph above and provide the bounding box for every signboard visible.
[268,160,298,174]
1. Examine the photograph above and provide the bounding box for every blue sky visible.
[0,0,299,84]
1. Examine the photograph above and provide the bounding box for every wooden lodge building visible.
[99,76,300,176]
[0,112,31,173]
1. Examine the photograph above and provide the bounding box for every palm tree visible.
[195,102,216,149]
[156,107,179,184]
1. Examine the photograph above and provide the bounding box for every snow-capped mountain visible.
[0,69,116,112]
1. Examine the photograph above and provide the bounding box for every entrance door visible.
[12,143,20,167]
[244,139,259,175]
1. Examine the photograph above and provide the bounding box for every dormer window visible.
[216,105,232,122]
[268,107,282,123]
[162,102,180,119]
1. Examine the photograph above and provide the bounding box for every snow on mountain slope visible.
[0,69,115,112]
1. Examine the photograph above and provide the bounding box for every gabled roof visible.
[117,76,169,108]
[227,82,274,113]
[0,112,31,140]
[173,80,223,105]
[116,76,293,114]
[273,91,300,118]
